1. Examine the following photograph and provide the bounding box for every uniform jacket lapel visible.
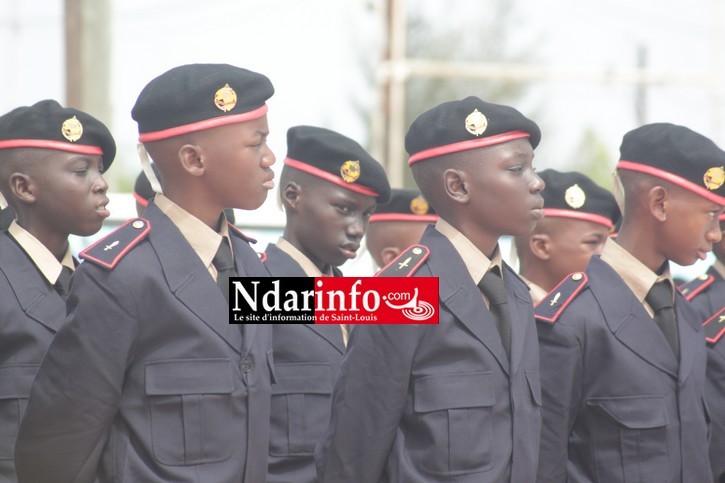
[675,294,703,383]
[588,257,678,378]
[145,204,242,354]
[504,264,531,375]
[0,234,65,333]
[263,243,345,354]
[421,227,510,374]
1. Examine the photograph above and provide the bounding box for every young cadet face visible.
[202,115,275,210]
[468,138,544,237]
[545,218,609,279]
[660,188,724,266]
[294,181,377,268]
[32,152,109,237]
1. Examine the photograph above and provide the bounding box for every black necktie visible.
[54,266,73,299]
[478,268,511,357]
[213,238,237,303]
[646,281,679,359]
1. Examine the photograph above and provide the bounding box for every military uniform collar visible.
[275,237,331,277]
[8,220,74,285]
[435,218,502,284]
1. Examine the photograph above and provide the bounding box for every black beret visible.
[618,123,725,205]
[539,169,620,229]
[370,188,438,223]
[132,63,274,142]
[133,163,161,206]
[0,99,116,170]
[284,125,391,203]
[405,96,541,165]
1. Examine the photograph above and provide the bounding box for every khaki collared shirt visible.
[520,275,548,305]
[711,259,725,280]
[600,238,673,318]
[435,218,503,309]
[155,194,231,281]
[8,220,74,285]
[275,237,333,277]
[275,237,347,345]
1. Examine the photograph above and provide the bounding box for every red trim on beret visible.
[408,130,530,165]
[133,191,150,207]
[0,139,103,156]
[542,208,614,229]
[369,213,439,223]
[284,157,380,197]
[617,160,725,205]
[138,104,268,142]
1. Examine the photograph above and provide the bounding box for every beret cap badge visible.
[704,166,725,190]
[340,160,361,183]
[410,195,430,215]
[464,108,488,136]
[61,116,83,142]
[564,184,586,209]
[214,83,238,112]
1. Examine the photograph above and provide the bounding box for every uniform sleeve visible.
[14,264,138,483]
[314,323,420,483]
[706,344,725,482]
[536,316,584,483]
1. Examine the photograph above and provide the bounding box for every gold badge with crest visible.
[465,109,488,136]
[61,116,83,142]
[214,84,237,112]
[704,166,725,190]
[410,195,430,215]
[565,184,586,209]
[340,160,361,183]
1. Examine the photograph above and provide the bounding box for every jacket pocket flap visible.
[0,364,39,399]
[525,371,542,406]
[414,371,494,413]
[587,395,668,429]
[145,359,234,395]
[272,362,331,395]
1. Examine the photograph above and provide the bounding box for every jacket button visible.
[240,360,252,373]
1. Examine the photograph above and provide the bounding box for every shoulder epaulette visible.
[702,307,725,346]
[258,251,268,263]
[678,274,715,302]
[228,223,257,244]
[535,272,589,323]
[375,244,430,277]
[80,218,151,269]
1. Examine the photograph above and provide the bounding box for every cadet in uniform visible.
[263,125,390,483]
[0,100,114,481]
[315,96,545,482]
[515,169,620,304]
[535,123,725,483]
[365,188,438,270]
[15,64,276,483]
[679,212,725,483]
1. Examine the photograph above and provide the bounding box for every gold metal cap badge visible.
[465,109,488,136]
[565,184,586,209]
[704,166,725,190]
[340,160,361,183]
[214,84,238,112]
[410,195,430,215]
[61,116,83,142]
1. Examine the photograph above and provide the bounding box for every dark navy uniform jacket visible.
[262,243,345,483]
[315,225,542,483]
[14,202,274,483]
[683,265,725,483]
[536,256,711,483]
[0,232,68,481]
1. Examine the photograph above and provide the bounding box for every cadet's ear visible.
[530,233,552,261]
[648,185,668,222]
[443,168,469,204]
[380,246,401,267]
[178,144,204,176]
[282,181,302,211]
[8,172,36,205]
